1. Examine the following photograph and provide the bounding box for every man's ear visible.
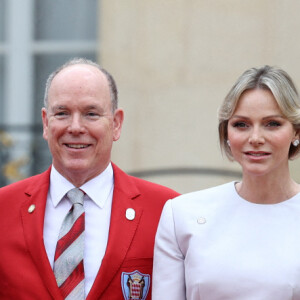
[113,108,124,141]
[41,108,49,141]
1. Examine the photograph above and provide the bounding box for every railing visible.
[0,125,242,188]
[129,167,241,179]
[0,124,50,187]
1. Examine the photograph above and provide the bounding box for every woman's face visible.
[227,89,298,178]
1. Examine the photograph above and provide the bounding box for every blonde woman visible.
[152,66,300,300]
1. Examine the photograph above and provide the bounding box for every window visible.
[0,0,99,186]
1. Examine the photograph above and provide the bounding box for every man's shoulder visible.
[0,168,50,195]
[112,163,179,198]
[129,175,179,196]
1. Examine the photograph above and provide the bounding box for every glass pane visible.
[32,53,97,175]
[0,0,5,41]
[0,55,6,186]
[0,56,4,122]
[34,0,98,41]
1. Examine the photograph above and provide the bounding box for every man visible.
[0,58,179,300]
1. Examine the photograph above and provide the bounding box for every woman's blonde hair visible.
[218,65,300,160]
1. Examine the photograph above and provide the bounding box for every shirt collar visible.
[49,163,114,209]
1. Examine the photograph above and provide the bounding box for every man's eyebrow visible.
[50,104,104,112]
[85,105,100,109]
[52,105,67,110]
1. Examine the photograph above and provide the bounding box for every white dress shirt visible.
[43,163,114,297]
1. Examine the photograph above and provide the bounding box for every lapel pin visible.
[197,217,206,224]
[28,204,36,213]
[126,208,135,221]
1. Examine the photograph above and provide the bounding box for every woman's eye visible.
[267,121,281,127]
[233,122,248,128]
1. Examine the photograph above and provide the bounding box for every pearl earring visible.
[227,140,231,147]
[293,140,300,147]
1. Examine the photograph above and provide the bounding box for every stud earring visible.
[227,140,231,147]
[293,140,300,147]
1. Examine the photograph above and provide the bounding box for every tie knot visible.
[67,188,84,205]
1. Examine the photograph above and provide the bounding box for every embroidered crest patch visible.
[121,270,150,300]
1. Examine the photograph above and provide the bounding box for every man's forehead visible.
[55,64,105,81]
[46,64,112,110]
[49,65,110,96]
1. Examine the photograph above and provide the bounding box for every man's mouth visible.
[65,144,90,149]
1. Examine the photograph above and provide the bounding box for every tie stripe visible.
[54,233,84,286]
[54,188,85,299]
[59,260,84,299]
[58,205,85,238]
[54,213,85,260]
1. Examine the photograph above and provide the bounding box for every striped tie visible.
[54,188,85,299]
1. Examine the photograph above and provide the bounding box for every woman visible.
[152,66,300,299]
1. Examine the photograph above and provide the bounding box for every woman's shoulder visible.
[170,181,236,210]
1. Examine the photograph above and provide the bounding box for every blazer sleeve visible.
[152,200,186,300]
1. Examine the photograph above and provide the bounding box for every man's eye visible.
[55,111,68,116]
[87,112,99,117]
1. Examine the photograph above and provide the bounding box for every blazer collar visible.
[20,167,64,300]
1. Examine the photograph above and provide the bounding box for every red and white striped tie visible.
[54,188,85,299]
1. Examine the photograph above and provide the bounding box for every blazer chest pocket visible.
[120,258,153,300]
[121,257,153,271]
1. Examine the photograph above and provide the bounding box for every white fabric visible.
[153,181,300,300]
[44,163,114,297]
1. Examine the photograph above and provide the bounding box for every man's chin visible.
[55,160,91,175]
[65,163,89,173]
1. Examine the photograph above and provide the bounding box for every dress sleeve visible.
[152,199,186,299]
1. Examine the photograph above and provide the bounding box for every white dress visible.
[152,182,300,300]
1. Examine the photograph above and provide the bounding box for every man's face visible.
[42,64,123,186]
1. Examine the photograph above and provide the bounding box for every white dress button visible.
[126,208,135,220]
[197,217,206,224]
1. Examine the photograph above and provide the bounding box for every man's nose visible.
[67,114,85,134]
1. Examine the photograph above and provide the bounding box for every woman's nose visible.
[248,127,264,145]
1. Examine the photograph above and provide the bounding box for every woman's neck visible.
[236,171,300,204]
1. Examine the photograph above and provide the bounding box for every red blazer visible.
[0,163,179,299]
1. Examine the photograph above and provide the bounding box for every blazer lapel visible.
[20,169,63,300]
[87,163,142,299]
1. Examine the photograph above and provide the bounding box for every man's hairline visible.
[44,64,115,113]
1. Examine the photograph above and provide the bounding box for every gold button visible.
[28,204,36,213]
